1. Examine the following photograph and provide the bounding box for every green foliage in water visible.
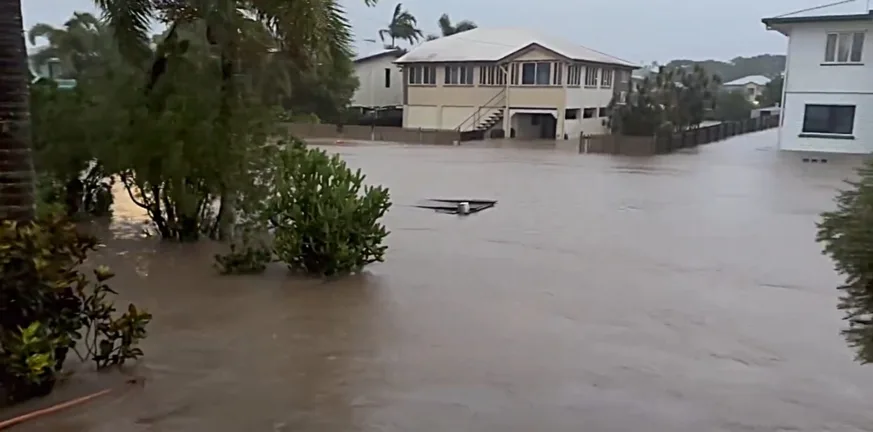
[817,161,873,364]
[0,216,151,404]
[267,141,391,277]
[214,243,273,275]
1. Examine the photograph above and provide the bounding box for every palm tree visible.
[0,0,35,221]
[28,12,109,79]
[378,3,421,48]
[437,14,476,37]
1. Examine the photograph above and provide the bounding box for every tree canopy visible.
[379,3,422,48]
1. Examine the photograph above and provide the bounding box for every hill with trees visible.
[663,54,786,82]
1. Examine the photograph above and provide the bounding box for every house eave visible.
[761,11,873,27]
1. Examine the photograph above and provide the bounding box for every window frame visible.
[519,62,555,86]
[567,64,582,86]
[444,65,474,85]
[801,104,856,136]
[408,65,436,85]
[584,67,599,87]
[582,108,596,118]
[564,108,579,120]
[479,65,506,86]
[600,69,613,88]
[824,31,865,64]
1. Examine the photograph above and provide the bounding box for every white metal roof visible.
[768,0,868,20]
[395,27,637,68]
[354,48,404,63]
[723,75,772,86]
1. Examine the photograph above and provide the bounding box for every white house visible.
[394,27,636,140]
[763,0,873,153]
[722,75,771,103]
[351,49,404,109]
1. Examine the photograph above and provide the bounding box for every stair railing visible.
[454,87,507,133]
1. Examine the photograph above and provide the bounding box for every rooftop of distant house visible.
[763,0,873,27]
[354,48,405,64]
[723,75,772,86]
[394,27,637,68]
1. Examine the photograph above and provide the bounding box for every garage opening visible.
[511,112,557,139]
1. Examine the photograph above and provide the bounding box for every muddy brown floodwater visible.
[7,130,873,432]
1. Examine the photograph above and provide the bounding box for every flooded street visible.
[10,130,873,431]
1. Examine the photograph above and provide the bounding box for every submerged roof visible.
[763,0,873,25]
[723,75,772,86]
[395,27,637,68]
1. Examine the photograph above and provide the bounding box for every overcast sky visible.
[21,0,855,63]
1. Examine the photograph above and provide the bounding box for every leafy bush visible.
[817,161,873,363]
[268,141,391,276]
[214,243,273,275]
[0,216,151,403]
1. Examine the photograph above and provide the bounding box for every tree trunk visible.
[0,0,34,221]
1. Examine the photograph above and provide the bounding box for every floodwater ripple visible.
[7,130,873,432]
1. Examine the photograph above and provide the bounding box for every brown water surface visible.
[8,130,873,431]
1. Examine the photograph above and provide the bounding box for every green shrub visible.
[817,161,873,364]
[0,216,151,403]
[214,243,273,275]
[268,141,391,276]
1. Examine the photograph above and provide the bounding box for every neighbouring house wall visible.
[779,20,873,153]
[352,55,403,108]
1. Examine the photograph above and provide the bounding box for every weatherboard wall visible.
[779,19,873,153]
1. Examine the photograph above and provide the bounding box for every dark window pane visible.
[536,62,551,85]
[802,104,855,134]
[583,108,596,118]
[521,63,536,84]
[851,32,864,62]
[385,68,391,88]
[465,67,473,84]
[825,34,837,62]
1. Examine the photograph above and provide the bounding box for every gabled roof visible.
[354,48,405,64]
[394,27,637,68]
[762,0,873,26]
[723,75,771,86]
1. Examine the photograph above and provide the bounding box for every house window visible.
[554,63,562,85]
[520,62,552,85]
[479,65,506,86]
[582,108,596,118]
[568,64,582,86]
[408,66,436,85]
[584,67,599,87]
[824,32,865,63]
[510,63,519,85]
[598,107,609,117]
[802,104,856,135]
[385,68,391,88]
[565,108,579,119]
[444,65,474,85]
[600,69,613,88]
[618,91,627,104]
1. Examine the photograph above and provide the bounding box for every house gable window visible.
[824,32,865,63]
[408,65,436,85]
[519,62,555,85]
[801,104,856,136]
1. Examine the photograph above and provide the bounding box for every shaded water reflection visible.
[8,130,873,431]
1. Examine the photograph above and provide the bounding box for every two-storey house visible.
[722,75,771,104]
[763,0,873,153]
[394,28,636,140]
[351,48,405,109]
